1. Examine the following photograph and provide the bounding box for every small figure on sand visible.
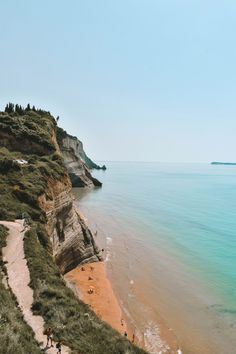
[81,266,85,271]
[124,331,128,338]
[90,266,94,271]
[56,341,62,353]
[132,333,135,343]
[45,327,53,347]
[121,318,124,326]
[88,288,94,294]
[95,231,98,236]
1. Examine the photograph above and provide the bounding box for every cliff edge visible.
[57,127,105,188]
[0,106,101,273]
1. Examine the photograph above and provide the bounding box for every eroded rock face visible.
[59,133,102,187]
[39,177,101,274]
[37,123,102,274]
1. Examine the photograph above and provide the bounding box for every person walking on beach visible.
[56,341,62,353]
[45,327,54,347]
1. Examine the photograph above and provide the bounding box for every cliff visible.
[0,107,101,273]
[38,176,101,273]
[0,104,147,354]
[57,127,102,187]
[57,127,105,188]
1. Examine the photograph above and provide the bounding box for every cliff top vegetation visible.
[0,105,147,354]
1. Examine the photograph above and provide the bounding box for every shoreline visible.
[64,258,180,354]
[72,194,181,353]
[64,262,134,340]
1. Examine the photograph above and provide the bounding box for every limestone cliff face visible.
[39,127,102,274]
[39,176,101,274]
[57,128,104,187]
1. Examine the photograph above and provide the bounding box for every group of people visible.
[45,327,62,353]
[124,331,135,343]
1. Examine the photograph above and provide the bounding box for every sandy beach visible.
[73,189,182,354]
[65,262,133,340]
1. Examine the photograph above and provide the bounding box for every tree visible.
[18,105,24,115]
[15,104,20,114]
[26,103,31,111]
[15,104,23,115]
[4,103,9,113]
[5,102,14,113]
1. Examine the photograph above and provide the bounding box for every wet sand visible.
[65,262,133,339]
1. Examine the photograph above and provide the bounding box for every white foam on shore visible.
[105,237,112,262]
[144,321,170,354]
[105,253,110,262]
[106,236,112,244]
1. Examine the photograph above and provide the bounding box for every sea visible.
[74,162,236,354]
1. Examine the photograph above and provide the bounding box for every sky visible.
[0,0,236,163]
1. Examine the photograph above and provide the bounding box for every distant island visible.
[211,162,236,165]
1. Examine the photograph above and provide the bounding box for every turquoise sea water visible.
[75,162,236,354]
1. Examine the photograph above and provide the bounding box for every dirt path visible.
[1,220,70,353]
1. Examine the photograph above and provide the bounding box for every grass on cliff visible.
[0,225,42,354]
[0,110,67,221]
[0,111,56,154]
[0,147,67,222]
[24,223,147,354]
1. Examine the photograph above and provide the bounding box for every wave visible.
[143,321,171,354]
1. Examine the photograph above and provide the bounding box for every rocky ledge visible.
[57,127,105,187]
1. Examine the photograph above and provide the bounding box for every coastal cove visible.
[74,162,236,354]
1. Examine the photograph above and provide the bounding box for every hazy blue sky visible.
[1,0,236,162]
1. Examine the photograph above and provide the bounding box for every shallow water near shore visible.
[74,162,236,354]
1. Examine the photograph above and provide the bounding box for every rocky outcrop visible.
[57,128,104,187]
[39,176,102,274]
[60,143,102,187]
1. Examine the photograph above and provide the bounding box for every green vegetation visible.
[0,106,147,354]
[24,224,146,354]
[4,102,51,117]
[0,147,66,221]
[0,110,56,154]
[0,109,67,221]
[0,225,41,354]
